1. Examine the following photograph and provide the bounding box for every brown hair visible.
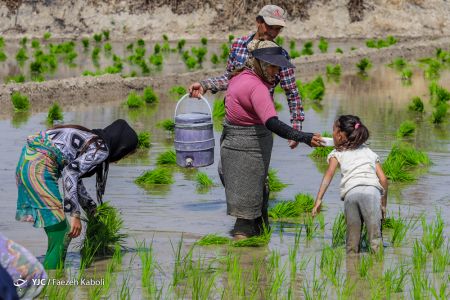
[335,115,369,151]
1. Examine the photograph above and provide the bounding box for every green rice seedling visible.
[429,279,449,300]
[171,237,194,286]
[408,96,424,112]
[135,167,174,185]
[288,245,298,281]
[20,37,28,47]
[424,59,442,80]
[93,33,103,43]
[126,91,144,108]
[15,48,28,65]
[137,240,158,296]
[220,43,229,62]
[421,213,444,253]
[213,99,225,119]
[294,193,315,212]
[0,50,6,62]
[102,30,110,40]
[185,56,197,69]
[309,131,333,158]
[301,41,314,56]
[162,40,170,52]
[210,53,219,64]
[140,61,150,74]
[298,76,325,101]
[196,172,214,188]
[289,40,296,50]
[274,85,283,93]
[189,257,218,300]
[274,36,284,46]
[228,34,235,43]
[358,254,373,278]
[383,263,409,295]
[4,74,25,83]
[326,64,341,77]
[157,119,175,133]
[232,227,271,247]
[153,43,160,54]
[432,246,450,273]
[320,245,344,286]
[382,158,415,182]
[169,85,186,98]
[195,234,230,246]
[31,39,40,49]
[137,39,145,47]
[290,49,300,59]
[104,42,112,53]
[268,201,300,219]
[336,275,356,300]
[304,215,316,240]
[401,68,413,80]
[388,57,407,70]
[80,202,126,266]
[318,37,328,53]
[356,58,372,73]
[118,273,133,300]
[177,39,186,51]
[268,168,288,193]
[91,46,100,61]
[11,92,30,112]
[192,46,207,64]
[410,271,430,299]
[332,212,346,247]
[335,48,343,54]
[274,100,283,111]
[46,103,63,124]
[390,214,417,247]
[143,86,159,104]
[200,37,208,45]
[396,120,416,137]
[317,213,325,231]
[156,149,176,166]
[0,36,4,48]
[429,81,450,105]
[137,132,151,149]
[81,37,89,50]
[431,102,448,124]
[302,261,328,300]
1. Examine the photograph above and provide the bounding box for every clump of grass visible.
[11,92,30,112]
[137,132,151,149]
[5,74,25,84]
[143,86,158,104]
[196,172,214,188]
[301,41,314,56]
[297,76,325,101]
[268,168,288,193]
[156,149,176,165]
[356,58,372,73]
[396,120,416,138]
[46,103,63,124]
[408,96,424,112]
[15,48,28,65]
[232,228,271,247]
[382,142,431,182]
[318,38,328,53]
[335,48,343,54]
[126,91,145,108]
[388,57,407,70]
[157,119,175,133]
[421,213,444,253]
[169,86,187,98]
[213,99,225,119]
[332,212,346,247]
[431,102,448,124]
[80,202,126,266]
[309,131,333,158]
[269,193,315,219]
[326,64,341,77]
[196,234,230,246]
[135,167,174,185]
[366,36,397,48]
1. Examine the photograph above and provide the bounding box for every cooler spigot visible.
[185,157,194,167]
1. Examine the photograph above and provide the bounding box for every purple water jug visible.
[174,94,215,168]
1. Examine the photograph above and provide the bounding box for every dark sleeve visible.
[265,116,314,146]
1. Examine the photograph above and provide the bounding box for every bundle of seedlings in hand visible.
[408,97,425,114]
[382,142,431,182]
[46,103,63,124]
[318,38,328,53]
[80,202,126,266]
[396,120,416,138]
[309,131,333,158]
[135,167,174,185]
[213,99,225,119]
[297,76,325,101]
[301,41,314,56]
[137,132,151,149]
[11,92,30,112]
[143,86,159,104]
[126,91,145,108]
[268,168,288,193]
[356,58,372,73]
[196,172,214,188]
[195,234,230,246]
[169,86,187,98]
[156,149,176,165]
[157,119,175,133]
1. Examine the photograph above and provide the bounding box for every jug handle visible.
[174,94,213,122]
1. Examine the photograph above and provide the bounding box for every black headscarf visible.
[91,119,138,203]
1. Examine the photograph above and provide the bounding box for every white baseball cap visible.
[258,5,287,27]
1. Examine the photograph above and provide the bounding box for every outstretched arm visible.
[312,157,339,216]
[265,117,322,147]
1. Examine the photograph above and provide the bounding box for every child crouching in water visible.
[312,115,388,253]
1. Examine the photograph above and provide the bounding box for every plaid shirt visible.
[201,33,304,130]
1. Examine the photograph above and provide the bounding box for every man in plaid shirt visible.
[189,4,304,149]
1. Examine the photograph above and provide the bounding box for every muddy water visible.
[0,64,449,299]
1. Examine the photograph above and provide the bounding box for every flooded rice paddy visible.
[1,55,450,299]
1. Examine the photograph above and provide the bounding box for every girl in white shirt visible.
[312,115,388,253]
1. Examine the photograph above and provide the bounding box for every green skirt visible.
[16,131,66,228]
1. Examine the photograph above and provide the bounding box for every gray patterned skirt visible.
[220,121,273,219]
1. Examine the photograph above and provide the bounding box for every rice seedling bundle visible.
[102,30,110,40]
[142,86,158,104]
[274,36,284,46]
[431,102,448,124]
[4,74,25,84]
[11,92,30,112]
[335,48,343,54]
[91,46,100,61]
[301,41,314,56]
[356,58,372,73]
[93,33,103,43]
[408,96,424,112]
[156,149,176,165]
[297,76,325,101]
[429,81,450,106]
[290,49,300,59]
[195,234,230,246]
[157,119,175,133]
[228,35,235,43]
[0,36,4,48]
[268,201,301,219]
[200,37,208,46]
[196,172,214,188]
[326,64,341,77]
[396,120,416,137]
[80,202,126,266]
[220,43,229,62]
[81,38,89,50]
[309,131,333,158]
[268,168,288,193]
[126,91,144,108]
[213,99,225,119]
[149,53,163,67]
[103,42,112,53]
[191,46,207,64]
[177,39,186,51]
[274,100,283,111]
[232,229,271,247]
[15,48,28,65]
[318,38,328,53]
[46,103,63,124]
[366,36,397,48]
[401,68,413,80]
[169,86,187,98]
[135,167,174,185]
[0,50,6,62]
[388,57,407,70]
[137,132,151,149]
[424,59,442,80]
[20,37,28,47]
[210,53,219,64]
